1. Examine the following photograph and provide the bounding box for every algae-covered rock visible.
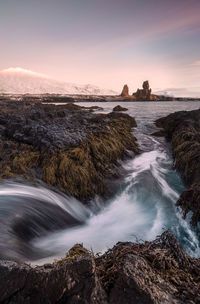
[155,109,200,227]
[113,105,128,112]
[56,244,89,264]
[0,232,200,303]
[0,100,139,201]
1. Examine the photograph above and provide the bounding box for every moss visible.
[0,111,139,201]
[55,244,88,264]
[0,144,40,179]
[155,109,200,227]
[41,120,139,200]
[12,151,40,173]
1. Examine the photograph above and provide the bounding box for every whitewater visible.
[0,101,200,264]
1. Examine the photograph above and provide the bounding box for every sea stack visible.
[119,81,173,101]
[134,80,152,100]
[121,84,129,97]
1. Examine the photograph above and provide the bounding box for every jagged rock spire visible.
[121,84,129,97]
[142,80,150,90]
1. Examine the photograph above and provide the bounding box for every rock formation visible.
[0,232,200,303]
[120,84,129,97]
[0,99,139,201]
[155,109,200,227]
[133,80,152,101]
[113,105,128,112]
[118,81,173,101]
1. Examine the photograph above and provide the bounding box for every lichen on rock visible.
[55,244,89,264]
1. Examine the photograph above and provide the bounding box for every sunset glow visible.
[1,0,200,96]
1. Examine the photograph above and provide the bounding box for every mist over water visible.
[0,101,200,264]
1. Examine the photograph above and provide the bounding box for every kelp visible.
[55,244,89,264]
[155,109,200,227]
[0,108,139,201]
[96,232,200,302]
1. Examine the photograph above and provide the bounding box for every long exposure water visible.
[0,101,200,264]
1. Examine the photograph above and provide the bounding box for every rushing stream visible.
[0,101,200,264]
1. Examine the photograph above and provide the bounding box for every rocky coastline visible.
[155,109,200,228]
[0,100,200,303]
[0,100,139,201]
[1,83,200,103]
[0,232,199,303]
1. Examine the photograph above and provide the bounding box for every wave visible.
[0,181,90,261]
[0,144,199,264]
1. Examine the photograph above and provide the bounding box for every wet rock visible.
[176,183,200,227]
[0,100,139,201]
[113,105,128,112]
[0,232,199,303]
[89,106,103,111]
[55,244,89,264]
[155,109,200,227]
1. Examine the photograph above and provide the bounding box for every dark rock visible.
[155,109,200,227]
[89,106,103,110]
[0,100,139,201]
[176,183,200,227]
[113,105,128,112]
[0,232,199,303]
[143,80,150,90]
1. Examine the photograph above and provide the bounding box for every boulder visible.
[0,232,199,303]
[113,105,128,112]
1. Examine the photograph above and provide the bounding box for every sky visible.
[1,0,200,95]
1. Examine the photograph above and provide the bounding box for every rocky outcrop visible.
[113,105,128,112]
[120,84,129,97]
[133,80,152,101]
[0,100,139,201]
[118,81,173,101]
[155,109,200,227]
[0,232,199,303]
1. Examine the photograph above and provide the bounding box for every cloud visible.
[191,60,200,66]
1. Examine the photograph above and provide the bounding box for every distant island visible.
[119,80,173,101]
[110,81,200,102]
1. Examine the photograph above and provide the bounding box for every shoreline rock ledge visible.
[0,100,139,201]
[0,232,199,303]
[155,108,200,228]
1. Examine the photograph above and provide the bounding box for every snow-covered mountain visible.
[0,68,116,95]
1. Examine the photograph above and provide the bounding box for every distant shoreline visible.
[0,93,200,103]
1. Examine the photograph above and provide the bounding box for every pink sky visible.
[0,0,200,95]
